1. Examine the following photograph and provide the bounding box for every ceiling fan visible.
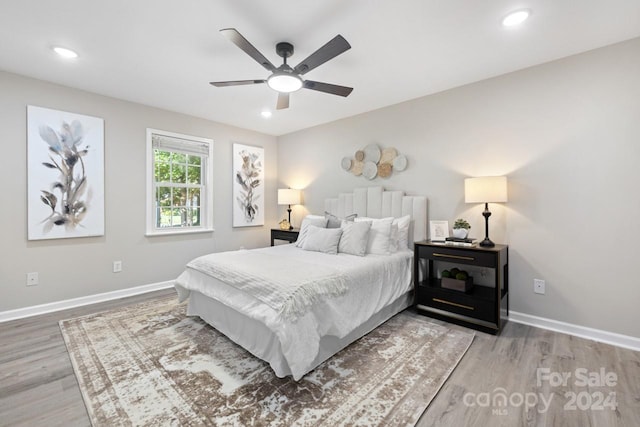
[210,28,353,110]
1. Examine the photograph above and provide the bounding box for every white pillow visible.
[302,225,343,254]
[295,215,328,247]
[338,220,372,256]
[389,223,399,253]
[354,217,393,255]
[393,215,411,251]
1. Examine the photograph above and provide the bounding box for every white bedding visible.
[185,249,348,321]
[175,244,413,380]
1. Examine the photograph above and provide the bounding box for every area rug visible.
[60,295,474,426]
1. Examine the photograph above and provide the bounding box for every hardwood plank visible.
[416,314,640,426]
[1,288,638,426]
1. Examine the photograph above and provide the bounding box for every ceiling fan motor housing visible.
[276,42,294,59]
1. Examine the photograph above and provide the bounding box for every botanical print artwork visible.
[232,143,264,227]
[27,106,104,240]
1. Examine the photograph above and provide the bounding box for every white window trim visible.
[145,128,214,236]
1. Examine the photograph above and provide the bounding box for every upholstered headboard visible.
[324,186,428,246]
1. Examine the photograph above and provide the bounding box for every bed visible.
[175,186,427,380]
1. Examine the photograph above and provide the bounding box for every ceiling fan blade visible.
[210,79,266,87]
[276,92,290,110]
[293,35,351,75]
[220,28,276,72]
[303,80,353,97]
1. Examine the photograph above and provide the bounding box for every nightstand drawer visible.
[416,286,496,323]
[418,245,497,268]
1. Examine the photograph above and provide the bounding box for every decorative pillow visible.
[338,220,372,256]
[295,215,328,248]
[354,217,393,255]
[393,215,412,251]
[389,223,399,253]
[301,225,343,254]
[324,211,357,229]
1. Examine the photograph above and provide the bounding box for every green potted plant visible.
[452,218,471,239]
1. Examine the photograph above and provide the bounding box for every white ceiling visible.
[1,1,639,136]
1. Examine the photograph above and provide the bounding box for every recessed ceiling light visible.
[52,46,78,59]
[261,111,272,118]
[502,9,530,27]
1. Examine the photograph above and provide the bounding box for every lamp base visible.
[480,203,495,247]
[287,206,293,230]
[479,237,495,247]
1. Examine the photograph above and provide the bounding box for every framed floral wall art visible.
[27,106,105,240]
[232,143,264,227]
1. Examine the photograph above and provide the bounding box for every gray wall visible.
[278,38,640,338]
[0,71,277,311]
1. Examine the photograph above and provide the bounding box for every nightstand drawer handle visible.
[433,253,475,261]
[433,298,474,310]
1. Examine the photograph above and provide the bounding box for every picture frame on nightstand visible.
[429,220,449,242]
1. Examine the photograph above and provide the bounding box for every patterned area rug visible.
[60,295,474,426]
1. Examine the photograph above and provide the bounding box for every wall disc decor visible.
[341,157,352,171]
[342,143,407,180]
[380,147,397,164]
[362,161,378,180]
[393,155,408,171]
[363,143,381,163]
[351,160,364,176]
[378,163,392,178]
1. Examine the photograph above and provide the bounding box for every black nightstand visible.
[270,228,300,246]
[414,241,509,334]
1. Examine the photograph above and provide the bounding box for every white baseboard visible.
[0,281,175,323]
[509,311,640,352]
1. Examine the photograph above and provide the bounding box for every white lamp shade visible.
[465,176,508,203]
[278,188,302,205]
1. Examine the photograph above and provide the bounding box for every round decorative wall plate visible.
[351,160,364,176]
[393,155,408,171]
[354,150,365,161]
[363,143,381,163]
[341,157,352,171]
[362,161,378,180]
[378,163,392,178]
[380,147,397,164]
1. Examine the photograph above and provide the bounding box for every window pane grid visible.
[154,148,205,229]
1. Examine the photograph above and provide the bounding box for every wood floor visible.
[0,289,638,427]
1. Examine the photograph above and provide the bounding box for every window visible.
[146,129,214,235]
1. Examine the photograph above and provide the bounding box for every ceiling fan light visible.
[267,73,303,93]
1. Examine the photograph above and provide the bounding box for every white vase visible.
[452,228,468,239]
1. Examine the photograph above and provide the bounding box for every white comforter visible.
[185,249,348,321]
[174,244,413,380]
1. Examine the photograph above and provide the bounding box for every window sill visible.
[145,228,214,237]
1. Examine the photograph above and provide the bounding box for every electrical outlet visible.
[534,279,545,294]
[26,272,39,286]
[113,261,122,273]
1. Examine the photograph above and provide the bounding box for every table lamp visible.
[277,188,301,230]
[464,176,508,247]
